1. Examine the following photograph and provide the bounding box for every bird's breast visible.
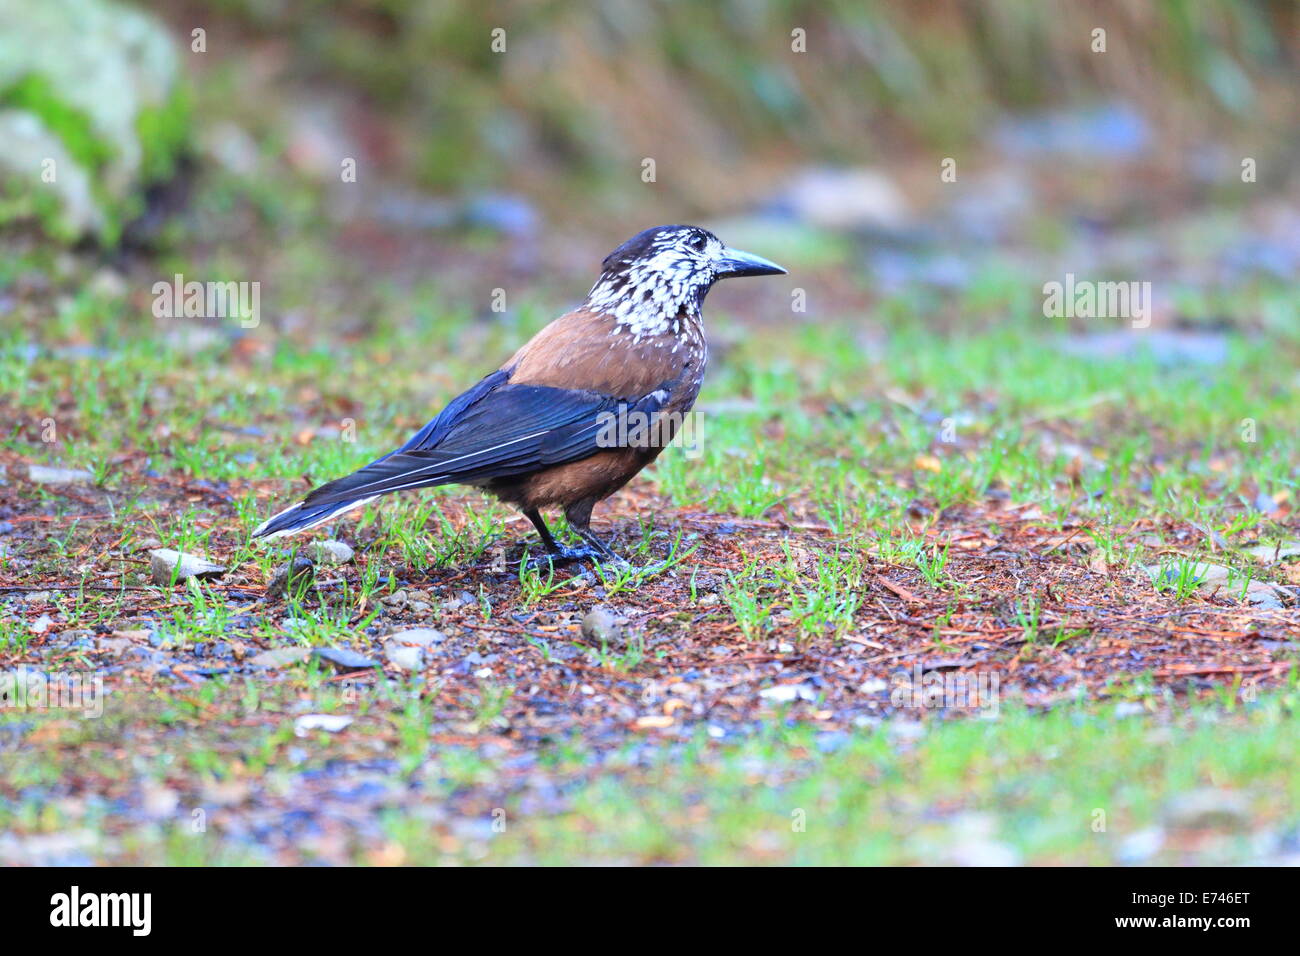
[506,307,707,402]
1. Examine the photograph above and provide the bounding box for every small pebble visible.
[313,647,378,671]
[759,684,816,703]
[580,606,623,647]
[385,628,446,648]
[249,646,313,669]
[294,714,353,736]
[312,540,354,565]
[149,549,226,585]
[268,555,315,600]
[384,643,425,672]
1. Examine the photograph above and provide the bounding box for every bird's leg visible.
[524,508,562,554]
[523,508,599,565]
[564,500,627,566]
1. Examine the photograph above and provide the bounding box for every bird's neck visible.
[583,268,709,338]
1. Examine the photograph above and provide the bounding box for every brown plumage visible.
[253,224,786,564]
[505,306,703,399]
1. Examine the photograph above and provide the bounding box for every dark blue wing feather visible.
[296,382,664,508]
[389,368,510,455]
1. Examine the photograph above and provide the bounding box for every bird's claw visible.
[519,545,613,574]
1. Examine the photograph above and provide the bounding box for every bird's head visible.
[585,224,786,334]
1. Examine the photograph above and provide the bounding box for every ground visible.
[1,160,1298,865]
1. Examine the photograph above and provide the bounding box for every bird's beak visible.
[713,247,787,279]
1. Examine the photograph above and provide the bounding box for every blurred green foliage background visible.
[160,0,1297,207]
[0,0,1295,244]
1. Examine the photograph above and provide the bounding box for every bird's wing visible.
[390,368,510,453]
[297,381,664,508]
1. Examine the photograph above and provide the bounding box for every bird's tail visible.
[253,455,404,539]
[252,373,620,541]
[252,494,379,540]
[252,447,446,540]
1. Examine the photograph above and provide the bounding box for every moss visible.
[0,73,115,174]
[0,76,190,245]
[136,84,192,185]
[0,176,77,243]
[0,74,116,241]
[93,86,192,244]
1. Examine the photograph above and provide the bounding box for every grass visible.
[2,688,1297,864]
[489,698,1300,866]
[2,150,1298,864]
[8,294,1297,555]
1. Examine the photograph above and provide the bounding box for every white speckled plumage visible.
[584,227,726,337]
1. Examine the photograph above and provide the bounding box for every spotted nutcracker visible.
[254,225,786,563]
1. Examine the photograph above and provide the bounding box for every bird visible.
[253,224,786,564]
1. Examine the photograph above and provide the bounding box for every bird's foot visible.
[521,544,608,574]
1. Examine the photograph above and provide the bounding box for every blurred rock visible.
[383,628,443,672]
[464,192,539,237]
[940,812,1022,866]
[284,102,359,179]
[88,267,127,299]
[1146,561,1288,609]
[1117,827,1165,864]
[384,643,425,672]
[0,829,101,866]
[0,112,104,236]
[384,628,446,648]
[994,102,1150,160]
[1059,331,1227,368]
[0,0,189,243]
[140,783,180,818]
[1247,541,1300,564]
[1218,236,1299,283]
[198,120,260,177]
[343,184,540,240]
[27,464,94,484]
[767,167,910,231]
[95,634,136,656]
[1164,789,1251,831]
[160,326,226,354]
[868,248,972,292]
[945,169,1034,243]
[364,187,456,230]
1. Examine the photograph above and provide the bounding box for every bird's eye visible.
[689,234,708,251]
